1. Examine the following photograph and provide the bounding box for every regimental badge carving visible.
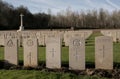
[27,39,33,46]
[7,39,14,47]
[73,39,81,46]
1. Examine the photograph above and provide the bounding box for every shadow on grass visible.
[1,60,21,69]
[18,60,120,68]
[86,62,95,68]
[62,61,69,68]
[39,61,46,67]
[0,60,120,69]
[62,62,120,69]
[0,60,4,69]
[61,61,95,68]
[114,62,120,68]
[19,60,23,66]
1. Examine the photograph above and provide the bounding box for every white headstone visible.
[95,36,113,69]
[0,32,5,46]
[23,38,38,67]
[4,38,18,65]
[69,37,85,70]
[46,35,61,69]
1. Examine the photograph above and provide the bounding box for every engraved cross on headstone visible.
[27,52,31,65]
[49,48,56,57]
[99,45,105,63]
[102,45,105,58]
[74,49,80,61]
[73,39,81,61]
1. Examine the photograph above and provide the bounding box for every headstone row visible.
[101,30,120,42]
[4,35,113,70]
[64,30,92,46]
[0,30,92,46]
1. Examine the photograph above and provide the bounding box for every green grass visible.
[85,32,103,65]
[0,32,120,79]
[0,70,109,79]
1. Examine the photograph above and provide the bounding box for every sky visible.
[3,0,120,14]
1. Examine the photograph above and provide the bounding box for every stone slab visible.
[95,36,113,69]
[46,35,61,69]
[23,38,38,67]
[4,38,18,65]
[69,36,85,70]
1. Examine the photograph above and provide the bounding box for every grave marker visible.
[46,36,61,69]
[69,37,85,70]
[4,38,18,65]
[95,36,113,69]
[23,38,38,67]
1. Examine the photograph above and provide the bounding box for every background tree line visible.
[1,0,120,30]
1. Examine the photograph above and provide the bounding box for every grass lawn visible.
[0,70,109,79]
[0,32,120,79]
